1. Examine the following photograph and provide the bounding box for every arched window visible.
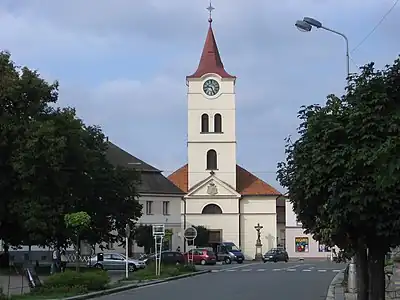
[214,113,222,133]
[202,204,223,214]
[201,114,209,133]
[206,149,217,170]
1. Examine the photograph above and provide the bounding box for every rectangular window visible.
[146,201,153,215]
[295,237,309,252]
[318,243,331,252]
[163,201,170,215]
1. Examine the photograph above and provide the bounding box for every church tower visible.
[186,8,237,190]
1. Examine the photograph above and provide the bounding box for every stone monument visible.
[254,223,263,261]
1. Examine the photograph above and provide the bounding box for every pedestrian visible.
[176,246,181,253]
[51,248,60,274]
[60,250,68,272]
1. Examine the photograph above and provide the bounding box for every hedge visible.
[37,269,110,293]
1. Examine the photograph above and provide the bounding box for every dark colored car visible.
[215,242,244,264]
[263,248,289,262]
[183,248,216,265]
[143,251,185,265]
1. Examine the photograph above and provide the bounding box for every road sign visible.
[125,224,131,237]
[184,227,197,240]
[152,224,165,236]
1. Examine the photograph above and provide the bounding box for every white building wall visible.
[187,74,237,190]
[285,199,334,259]
[240,196,277,259]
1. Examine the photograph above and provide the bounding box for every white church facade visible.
[168,15,283,260]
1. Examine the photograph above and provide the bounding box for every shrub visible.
[43,270,110,291]
[393,256,400,263]
[31,285,88,296]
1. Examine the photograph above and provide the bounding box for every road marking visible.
[256,269,266,272]
[333,270,341,273]
[318,269,327,272]
[219,262,264,272]
[287,269,296,272]
[302,269,311,272]
[242,269,251,272]
[272,269,281,271]
[211,270,220,273]
[226,269,236,272]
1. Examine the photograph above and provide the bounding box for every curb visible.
[60,270,211,300]
[325,269,345,300]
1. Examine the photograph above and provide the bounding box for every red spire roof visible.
[187,20,235,79]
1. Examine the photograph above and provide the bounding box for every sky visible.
[1,0,399,192]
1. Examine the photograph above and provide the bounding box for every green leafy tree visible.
[193,226,210,247]
[0,51,59,265]
[277,58,400,300]
[65,212,91,271]
[134,225,153,254]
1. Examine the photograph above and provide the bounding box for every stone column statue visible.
[254,223,263,261]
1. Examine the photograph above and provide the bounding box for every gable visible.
[167,164,281,196]
[186,175,241,198]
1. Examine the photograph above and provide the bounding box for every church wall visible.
[239,196,277,259]
[240,197,277,214]
[240,214,277,260]
[188,143,236,189]
[183,197,239,214]
[185,214,239,248]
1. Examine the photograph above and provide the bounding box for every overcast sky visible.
[1,0,399,191]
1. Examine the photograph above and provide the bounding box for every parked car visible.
[183,248,216,265]
[263,248,289,263]
[214,242,244,264]
[88,252,146,271]
[143,251,185,265]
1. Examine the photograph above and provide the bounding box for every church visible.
[168,10,284,260]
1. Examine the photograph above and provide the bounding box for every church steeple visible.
[187,3,235,79]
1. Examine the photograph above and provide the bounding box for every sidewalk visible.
[342,263,400,300]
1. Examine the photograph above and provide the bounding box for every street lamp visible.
[295,17,350,79]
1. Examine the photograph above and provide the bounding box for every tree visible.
[0,51,59,265]
[65,212,91,271]
[0,51,142,259]
[277,58,400,300]
[134,225,153,254]
[193,226,210,247]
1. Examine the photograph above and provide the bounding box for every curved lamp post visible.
[295,17,349,79]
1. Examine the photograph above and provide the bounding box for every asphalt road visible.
[95,261,346,300]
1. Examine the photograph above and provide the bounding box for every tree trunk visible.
[368,245,386,300]
[76,235,80,272]
[357,246,369,300]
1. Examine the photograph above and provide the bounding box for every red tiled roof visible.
[167,164,281,196]
[187,21,235,79]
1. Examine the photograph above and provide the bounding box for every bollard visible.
[348,257,357,293]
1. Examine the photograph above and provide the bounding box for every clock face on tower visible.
[203,79,220,97]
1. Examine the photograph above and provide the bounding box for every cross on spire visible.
[206,1,214,23]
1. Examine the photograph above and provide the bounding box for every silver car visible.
[88,252,146,272]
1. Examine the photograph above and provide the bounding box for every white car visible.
[88,252,146,272]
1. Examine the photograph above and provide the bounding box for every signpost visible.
[152,224,165,276]
[125,224,130,279]
[183,227,197,265]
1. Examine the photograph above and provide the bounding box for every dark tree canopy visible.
[193,225,210,247]
[134,225,153,254]
[277,57,400,300]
